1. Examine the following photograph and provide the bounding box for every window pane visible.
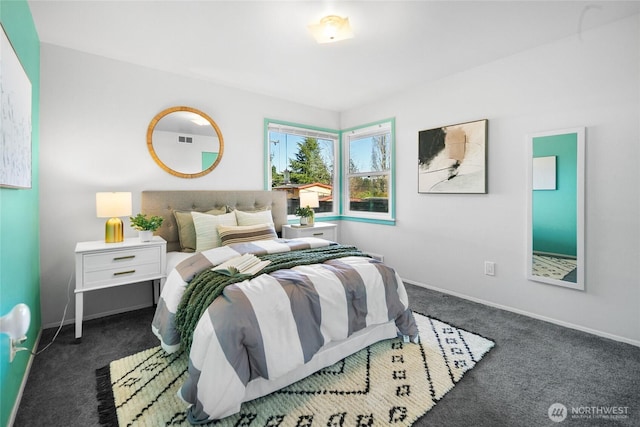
[268,126,336,216]
[348,175,389,213]
[349,133,391,173]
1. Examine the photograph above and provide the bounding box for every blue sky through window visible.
[349,136,384,172]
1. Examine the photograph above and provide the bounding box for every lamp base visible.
[105,217,124,243]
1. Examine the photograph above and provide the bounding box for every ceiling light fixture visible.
[308,15,353,44]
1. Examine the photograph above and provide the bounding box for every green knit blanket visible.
[175,245,369,351]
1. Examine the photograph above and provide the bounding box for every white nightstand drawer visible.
[83,246,160,271]
[283,223,337,242]
[295,227,335,240]
[83,261,162,289]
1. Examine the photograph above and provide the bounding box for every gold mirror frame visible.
[147,106,224,178]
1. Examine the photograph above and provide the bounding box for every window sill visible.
[339,215,396,226]
[286,215,396,226]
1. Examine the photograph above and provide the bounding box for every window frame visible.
[264,119,340,221]
[341,118,396,224]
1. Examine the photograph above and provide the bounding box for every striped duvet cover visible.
[151,237,418,423]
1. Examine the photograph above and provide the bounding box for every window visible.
[342,119,395,222]
[265,120,339,218]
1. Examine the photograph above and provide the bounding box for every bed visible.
[143,190,418,424]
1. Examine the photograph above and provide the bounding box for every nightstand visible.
[74,236,166,339]
[282,222,338,242]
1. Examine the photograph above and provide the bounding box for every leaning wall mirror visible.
[527,127,585,290]
[147,106,224,178]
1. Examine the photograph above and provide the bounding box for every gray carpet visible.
[14,284,640,426]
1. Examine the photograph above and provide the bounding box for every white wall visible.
[38,44,339,326]
[340,15,640,344]
[40,15,639,345]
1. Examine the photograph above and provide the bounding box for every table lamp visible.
[96,192,132,243]
[299,190,320,210]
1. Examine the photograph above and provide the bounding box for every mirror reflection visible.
[147,106,224,178]
[528,128,585,290]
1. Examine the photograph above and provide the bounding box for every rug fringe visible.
[96,364,118,427]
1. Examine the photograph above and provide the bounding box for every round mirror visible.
[147,106,224,178]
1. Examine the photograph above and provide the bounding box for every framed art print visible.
[1,24,32,189]
[418,119,487,194]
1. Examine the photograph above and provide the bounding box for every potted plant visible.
[130,213,164,242]
[294,206,315,226]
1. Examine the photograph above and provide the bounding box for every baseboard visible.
[404,279,640,348]
[42,303,154,330]
[7,328,42,427]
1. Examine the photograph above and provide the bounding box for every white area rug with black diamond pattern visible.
[97,312,494,426]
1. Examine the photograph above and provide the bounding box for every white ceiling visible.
[28,1,640,112]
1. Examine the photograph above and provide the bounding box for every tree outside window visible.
[266,121,338,217]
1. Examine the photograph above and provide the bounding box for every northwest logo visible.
[548,403,568,422]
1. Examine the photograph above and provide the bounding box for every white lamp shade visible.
[299,190,320,208]
[96,192,132,218]
[0,303,31,339]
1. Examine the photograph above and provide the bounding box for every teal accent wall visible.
[532,133,577,256]
[0,1,41,425]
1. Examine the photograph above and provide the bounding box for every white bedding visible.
[166,251,192,275]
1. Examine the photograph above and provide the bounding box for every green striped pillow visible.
[175,208,228,252]
[192,211,238,251]
[217,223,277,246]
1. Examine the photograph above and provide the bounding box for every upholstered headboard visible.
[141,190,287,252]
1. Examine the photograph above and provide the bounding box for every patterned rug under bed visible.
[96,312,495,426]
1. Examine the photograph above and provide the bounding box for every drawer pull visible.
[113,255,136,261]
[113,270,136,276]
[313,232,324,236]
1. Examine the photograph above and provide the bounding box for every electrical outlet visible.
[484,261,496,276]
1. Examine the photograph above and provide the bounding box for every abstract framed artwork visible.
[418,119,487,194]
[1,24,32,189]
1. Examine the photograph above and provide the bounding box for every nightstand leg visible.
[152,277,166,305]
[75,292,83,339]
[153,279,159,304]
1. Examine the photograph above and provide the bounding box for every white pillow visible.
[234,209,274,226]
[191,211,238,251]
